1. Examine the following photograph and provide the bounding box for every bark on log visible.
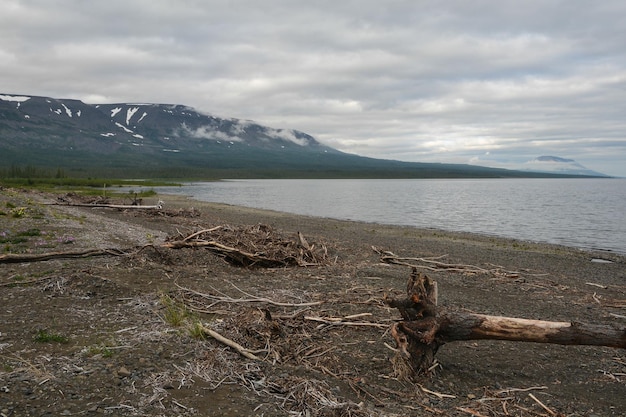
[386,268,626,376]
[433,312,626,347]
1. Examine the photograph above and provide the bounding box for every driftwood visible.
[0,225,326,268]
[374,246,522,277]
[48,202,163,209]
[163,239,288,267]
[164,225,328,267]
[199,325,262,361]
[386,268,626,376]
[176,281,323,308]
[0,248,128,264]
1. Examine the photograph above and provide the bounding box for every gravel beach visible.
[1,188,625,416]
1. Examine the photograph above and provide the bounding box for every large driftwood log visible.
[386,268,626,376]
[0,248,128,263]
[48,202,163,209]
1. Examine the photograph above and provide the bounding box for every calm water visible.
[157,178,626,254]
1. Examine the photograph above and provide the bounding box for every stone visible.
[117,367,131,378]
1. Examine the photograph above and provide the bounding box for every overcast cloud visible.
[2,0,625,176]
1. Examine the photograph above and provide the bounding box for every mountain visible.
[0,93,605,179]
[0,93,341,175]
[523,156,610,177]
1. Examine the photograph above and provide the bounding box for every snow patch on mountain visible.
[61,103,72,118]
[0,94,31,102]
[115,122,134,134]
[126,107,140,125]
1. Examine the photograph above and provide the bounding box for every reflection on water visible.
[157,178,626,254]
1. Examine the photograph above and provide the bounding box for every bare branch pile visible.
[164,224,330,267]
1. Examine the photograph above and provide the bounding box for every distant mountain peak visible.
[524,156,608,177]
[535,155,575,163]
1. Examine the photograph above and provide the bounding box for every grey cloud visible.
[1,0,625,176]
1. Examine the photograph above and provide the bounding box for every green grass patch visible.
[0,235,27,244]
[9,207,27,218]
[84,343,114,358]
[33,329,69,344]
[16,228,41,237]
[188,321,207,340]
[160,293,191,327]
[159,293,211,339]
[0,228,42,245]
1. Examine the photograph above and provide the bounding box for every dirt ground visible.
[0,187,625,417]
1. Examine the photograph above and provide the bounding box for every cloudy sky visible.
[2,1,626,176]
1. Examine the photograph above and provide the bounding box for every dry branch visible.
[0,248,128,264]
[304,316,388,329]
[163,239,283,267]
[164,224,329,267]
[374,247,520,277]
[199,325,262,361]
[175,282,323,308]
[386,268,626,376]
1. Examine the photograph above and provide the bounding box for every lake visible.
[156,178,626,254]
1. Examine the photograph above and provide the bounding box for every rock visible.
[117,367,131,378]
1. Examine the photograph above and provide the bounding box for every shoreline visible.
[151,178,626,256]
[157,192,626,263]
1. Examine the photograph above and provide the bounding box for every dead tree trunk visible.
[48,202,163,209]
[0,248,128,263]
[385,268,626,376]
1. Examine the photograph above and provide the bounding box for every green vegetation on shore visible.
[0,165,180,191]
[0,162,601,183]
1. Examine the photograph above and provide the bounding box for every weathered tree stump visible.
[385,268,626,377]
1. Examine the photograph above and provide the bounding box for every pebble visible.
[117,366,131,378]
